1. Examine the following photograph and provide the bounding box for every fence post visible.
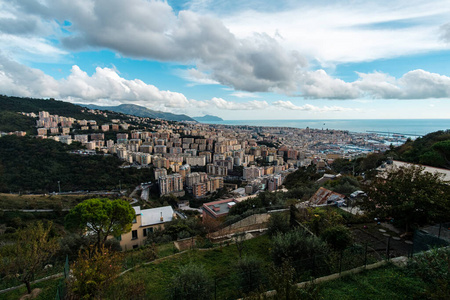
[214,277,217,300]
[364,242,368,267]
[312,254,316,278]
[386,236,391,260]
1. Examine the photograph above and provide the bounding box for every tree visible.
[68,245,123,299]
[362,165,450,232]
[0,221,59,294]
[65,198,135,252]
[169,263,213,300]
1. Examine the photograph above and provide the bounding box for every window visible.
[115,235,122,241]
[132,245,138,249]
[143,228,147,237]
[131,230,138,240]
[132,218,137,223]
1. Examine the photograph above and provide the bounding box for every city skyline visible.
[1,0,450,120]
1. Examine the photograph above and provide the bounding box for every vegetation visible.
[65,198,135,251]
[406,247,450,298]
[362,165,450,232]
[68,246,123,299]
[271,229,329,271]
[0,135,153,193]
[0,111,36,134]
[318,265,428,300]
[0,221,59,294]
[0,95,113,125]
[169,263,213,300]
[394,130,450,168]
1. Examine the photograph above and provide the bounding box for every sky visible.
[1,0,450,120]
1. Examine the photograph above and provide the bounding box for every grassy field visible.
[317,265,428,300]
[0,193,89,210]
[104,234,273,299]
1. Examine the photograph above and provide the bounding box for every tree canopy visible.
[0,221,59,294]
[65,198,135,251]
[362,165,450,232]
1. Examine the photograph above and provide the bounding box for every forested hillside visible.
[393,130,450,168]
[0,95,117,125]
[0,111,36,134]
[0,135,153,193]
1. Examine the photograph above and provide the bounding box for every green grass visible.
[104,234,272,299]
[0,278,61,300]
[317,265,428,300]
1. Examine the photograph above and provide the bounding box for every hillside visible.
[0,135,153,193]
[0,111,36,134]
[392,130,450,169]
[0,95,113,125]
[84,103,195,122]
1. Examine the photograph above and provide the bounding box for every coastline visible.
[200,119,450,137]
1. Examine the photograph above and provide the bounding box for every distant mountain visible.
[193,115,224,122]
[84,104,195,122]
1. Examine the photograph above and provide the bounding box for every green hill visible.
[0,111,36,134]
[0,95,113,122]
[0,135,153,193]
[393,130,450,168]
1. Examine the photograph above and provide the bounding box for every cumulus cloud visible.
[299,70,360,99]
[273,100,354,112]
[0,54,189,109]
[297,69,450,100]
[8,0,304,93]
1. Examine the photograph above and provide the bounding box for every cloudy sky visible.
[1,0,450,120]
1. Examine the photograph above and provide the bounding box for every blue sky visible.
[1,0,450,120]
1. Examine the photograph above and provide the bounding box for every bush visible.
[169,263,213,300]
[267,212,290,237]
[320,225,353,251]
[236,256,265,294]
[271,229,329,274]
[406,247,450,298]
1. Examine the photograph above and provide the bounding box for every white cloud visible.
[272,100,354,112]
[210,97,269,110]
[299,70,359,99]
[222,0,450,64]
[0,54,189,109]
[230,91,261,98]
[6,0,304,93]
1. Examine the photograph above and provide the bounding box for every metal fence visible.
[413,223,450,254]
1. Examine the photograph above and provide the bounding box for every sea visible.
[204,119,450,137]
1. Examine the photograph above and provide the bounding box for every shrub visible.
[406,247,450,298]
[271,229,329,274]
[320,225,353,251]
[169,263,213,300]
[267,212,290,237]
[236,256,265,294]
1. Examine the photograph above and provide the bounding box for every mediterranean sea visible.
[205,119,450,137]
